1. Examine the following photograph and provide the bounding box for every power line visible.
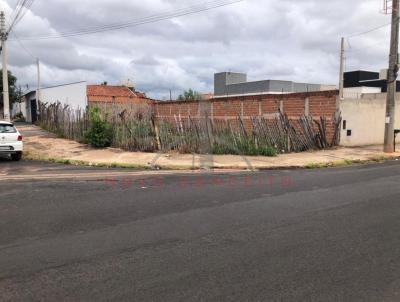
[9,30,36,60]
[9,0,25,27]
[346,40,389,54]
[7,0,36,34]
[346,21,391,38]
[3,2,37,61]
[12,0,243,41]
[7,0,28,34]
[17,0,241,40]
[13,0,35,29]
[343,19,393,58]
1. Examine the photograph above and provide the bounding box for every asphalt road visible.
[1,159,400,301]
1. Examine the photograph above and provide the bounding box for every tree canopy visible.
[178,89,201,101]
[0,70,20,108]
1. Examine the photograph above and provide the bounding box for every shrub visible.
[13,112,25,122]
[85,107,113,148]
[212,134,278,157]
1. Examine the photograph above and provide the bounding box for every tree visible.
[0,70,19,109]
[178,89,201,101]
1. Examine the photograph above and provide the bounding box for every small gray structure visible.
[214,72,334,97]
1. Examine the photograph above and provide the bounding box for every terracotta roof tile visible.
[87,85,153,105]
[87,85,138,97]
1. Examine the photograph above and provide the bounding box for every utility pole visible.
[339,37,345,100]
[384,0,400,153]
[0,11,10,122]
[36,58,41,107]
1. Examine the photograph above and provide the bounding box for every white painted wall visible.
[11,102,28,119]
[40,81,87,109]
[16,81,88,123]
[340,94,400,146]
[25,95,34,123]
[320,85,337,91]
[343,87,382,99]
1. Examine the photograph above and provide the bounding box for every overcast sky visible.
[0,0,393,99]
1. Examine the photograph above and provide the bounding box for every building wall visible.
[343,87,382,99]
[218,80,324,96]
[155,90,338,139]
[343,70,400,92]
[214,72,247,95]
[88,96,153,105]
[340,95,400,146]
[40,82,88,110]
[214,72,332,96]
[17,93,36,123]
[87,85,153,106]
[11,102,28,120]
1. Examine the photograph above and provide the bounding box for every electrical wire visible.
[346,21,391,38]
[346,40,389,54]
[18,0,241,40]
[13,0,35,27]
[9,0,25,27]
[9,30,36,60]
[12,0,243,41]
[7,0,36,35]
[7,0,28,33]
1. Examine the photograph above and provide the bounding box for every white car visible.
[0,121,23,161]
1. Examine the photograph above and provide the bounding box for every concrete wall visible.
[343,87,382,99]
[214,72,333,97]
[16,82,87,123]
[339,94,400,146]
[214,72,247,95]
[13,92,36,123]
[216,80,324,96]
[40,81,87,109]
[11,102,28,120]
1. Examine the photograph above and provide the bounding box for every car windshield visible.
[0,124,17,133]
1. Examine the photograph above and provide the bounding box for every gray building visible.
[214,72,335,97]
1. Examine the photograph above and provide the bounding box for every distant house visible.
[13,82,153,123]
[344,70,400,92]
[14,81,88,123]
[87,84,152,106]
[214,72,336,97]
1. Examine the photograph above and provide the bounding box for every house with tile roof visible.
[87,84,153,106]
[14,82,153,123]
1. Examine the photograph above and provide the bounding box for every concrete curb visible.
[22,150,400,172]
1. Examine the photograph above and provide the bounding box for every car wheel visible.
[11,152,22,161]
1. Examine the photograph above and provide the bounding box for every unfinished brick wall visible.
[153,90,338,142]
[155,91,335,117]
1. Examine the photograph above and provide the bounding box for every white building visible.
[340,92,400,147]
[13,81,87,123]
[343,87,382,99]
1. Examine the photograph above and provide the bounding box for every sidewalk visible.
[19,124,400,170]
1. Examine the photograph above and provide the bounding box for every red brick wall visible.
[155,91,337,119]
[154,90,338,141]
[88,96,154,106]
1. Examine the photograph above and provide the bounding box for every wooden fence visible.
[37,102,342,156]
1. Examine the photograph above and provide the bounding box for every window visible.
[0,124,17,133]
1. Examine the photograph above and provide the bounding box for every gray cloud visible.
[0,0,393,99]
